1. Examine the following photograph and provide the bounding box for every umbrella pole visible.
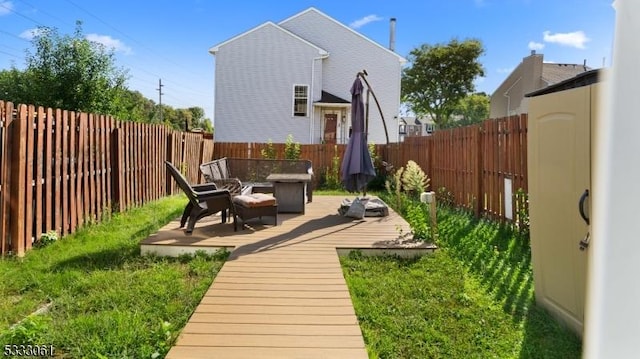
[357,70,390,146]
[365,89,370,135]
[364,89,371,198]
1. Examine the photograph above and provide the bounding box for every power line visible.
[15,0,70,27]
[0,29,31,42]
[0,1,46,26]
[3,1,213,112]
[62,0,205,82]
[120,61,209,98]
[0,49,22,59]
[0,43,24,52]
[13,0,210,93]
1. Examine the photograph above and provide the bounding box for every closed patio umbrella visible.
[341,76,376,194]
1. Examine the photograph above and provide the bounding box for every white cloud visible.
[528,41,545,51]
[543,30,590,49]
[86,34,132,54]
[19,28,46,40]
[0,1,13,16]
[349,14,383,29]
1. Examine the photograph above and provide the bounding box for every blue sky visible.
[0,0,615,120]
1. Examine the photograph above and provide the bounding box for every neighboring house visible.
[490,51,592,118]
[398,116,435,141]
[209,7,406,144]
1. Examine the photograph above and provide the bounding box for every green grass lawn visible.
[0,195,227,358]
[0,190,582,358]
[341,203,582,359]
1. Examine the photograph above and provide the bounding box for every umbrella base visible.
[339,197,389,218]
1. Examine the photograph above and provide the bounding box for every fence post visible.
[10,105,27,256]
[0,101,13,255]
[166,131,177,194]
[111,127,124,213]
[475,125,483,217]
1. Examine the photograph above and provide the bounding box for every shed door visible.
[528,85,591,336]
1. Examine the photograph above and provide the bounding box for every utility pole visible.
[156,78,164,123]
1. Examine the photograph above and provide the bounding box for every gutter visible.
[310,52,330,143]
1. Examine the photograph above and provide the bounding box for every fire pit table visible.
[266,173,312,214]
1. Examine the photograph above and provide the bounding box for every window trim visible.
[293,84,309,117]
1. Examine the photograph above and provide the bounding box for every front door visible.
[323,114,337,144]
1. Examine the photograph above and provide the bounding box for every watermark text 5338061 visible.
[4,344,55,357]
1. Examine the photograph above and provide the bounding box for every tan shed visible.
[526,69,603,337]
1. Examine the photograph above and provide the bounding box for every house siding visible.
[490,53,590,118]
[213,23,323,143]
[280,9,403,144]
[490,54,543,118]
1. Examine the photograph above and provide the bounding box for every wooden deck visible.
[141,196,435,359]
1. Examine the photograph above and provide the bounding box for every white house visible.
[209,7,406,144]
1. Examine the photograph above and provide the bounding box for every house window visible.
[426,123,435,134]
[293,85,308,117]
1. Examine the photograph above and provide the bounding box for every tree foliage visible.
[21,22,128,117]
[159,106,212,132]
[444,92,490,128]
[0,22,213,133]
[402,38,485,128]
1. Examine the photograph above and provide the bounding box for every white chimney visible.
[389,18,396,52]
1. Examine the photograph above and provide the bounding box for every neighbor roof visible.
[278,7,407,64]
[541,63,591,86]
[208,21,328,56]
[526,69,603,97]
[316,91,350,104]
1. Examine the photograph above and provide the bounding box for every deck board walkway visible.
[141,196,433,359]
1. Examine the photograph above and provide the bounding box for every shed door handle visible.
[579,189,590,225]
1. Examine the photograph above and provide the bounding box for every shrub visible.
[34,230,59,248]
[260,139,276,159]
[385,165,404,210]
[322,146,342,190]
[514,188,530,236]
[437,186,455,207]
[366,143,387,191]
[405,202,430,241]
[401,160,430,198]
[284,134,301,160]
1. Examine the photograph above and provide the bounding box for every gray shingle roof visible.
[316,91,350,104]
[542,63,591,85]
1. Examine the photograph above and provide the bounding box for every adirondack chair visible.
[165,161,235,233]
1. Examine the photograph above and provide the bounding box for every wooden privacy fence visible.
[213,142,347,187]
[0,101,214,256]
[375,115,528,221]
[214,115,528,222]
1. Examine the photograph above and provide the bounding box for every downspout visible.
[310,53,329,143]
[503,76,522,116]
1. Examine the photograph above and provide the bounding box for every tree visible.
[0,22,214,132]
[158,106,211,132]
[402,38,485,128]
[0,22,129,116]
[115,89,157,123]
[445,92,490,128]
[0,68,31,104]
[188,107,213,133]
